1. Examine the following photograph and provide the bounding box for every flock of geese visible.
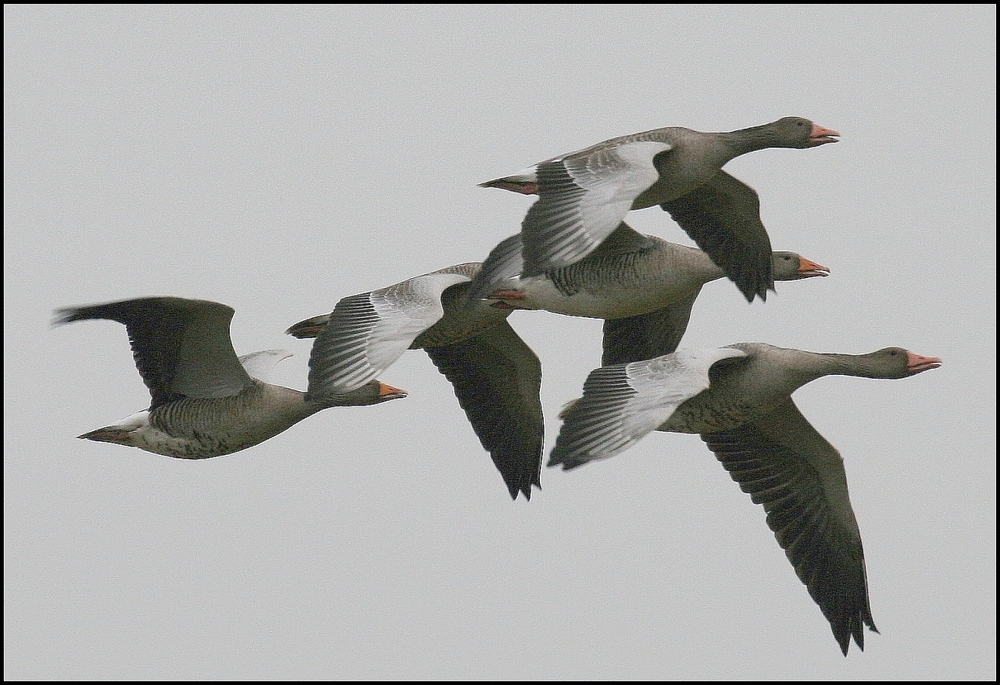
[55,116,941,656]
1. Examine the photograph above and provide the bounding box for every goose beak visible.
[379,382,409,400]
[905,351,942,374]
[798,256,831,278]
[808,123,840,146]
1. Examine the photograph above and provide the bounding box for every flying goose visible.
[480,116,839,301]
[54,296,407,459]
[286,262,543,501]
[468,222,829,365]
[548,343,942,655]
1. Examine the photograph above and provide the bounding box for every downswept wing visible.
[424,319,543,501]
[660,170,774,302]
[701,397,876,655]
[601,289,702,366]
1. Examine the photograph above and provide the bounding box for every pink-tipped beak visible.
[798,256,831,277]
[906,351,942,374]
[809,123,840,146]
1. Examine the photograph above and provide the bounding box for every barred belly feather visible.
[145,382,316,459]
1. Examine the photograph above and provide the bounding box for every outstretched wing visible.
[661,170,774,302]
[549,347,745,470]
[53,296,250,408]
[425,320,543,501]
[702,398,876,655]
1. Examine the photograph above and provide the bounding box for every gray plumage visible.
[286,263,543,501]
[54,296,406,460]
[480,116,839,301]
[469,222,829,365]
[549,342,942,656]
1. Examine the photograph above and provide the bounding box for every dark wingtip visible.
[736,283,765,303]
[510,480,542,502]
[546,453,585,471]
[755,280,779,303]
[731,268,774,304]
[834,615,878,656]
[834,627,853,657]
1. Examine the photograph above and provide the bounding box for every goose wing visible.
[601,289,702,366]
[518,141,671,276]
[53,297,251,408]
[307,271,469,397]
[701,398,876,655]
[660,170,774,302]
[549,347,746,470]
[238,349,294,382]
[425,320,543,501]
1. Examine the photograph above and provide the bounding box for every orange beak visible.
[808,123,840,146]
[906,352,942,374]
[378,382,409,399]
[798,256,831,277]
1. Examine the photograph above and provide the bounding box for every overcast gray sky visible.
[5,4,995,680]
